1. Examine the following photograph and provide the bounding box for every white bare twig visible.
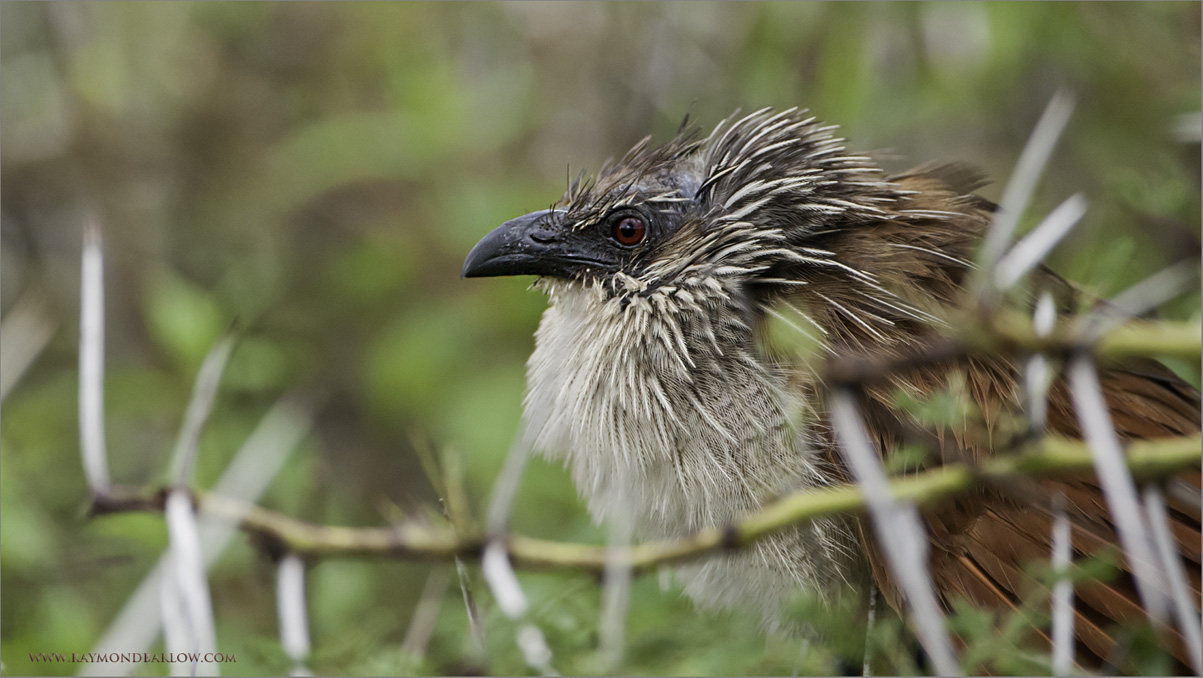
[84,397,312,676]
[164,488,219,676]
[1143,486,1203,674]
[486,422,534,535]
[169,332,236,484]
[1033,293,1075,676]
[1049,493,1074,676]
[481,543,558,675]
[454,557,487,660]
[1024,292,1058,431]
[158,559,189,674]
[79,218,111,491]
[976,92,1076,282]
[482,542,529,619]
[598,487,633,672]
[277,553,312,676]
[400,568,451,660]
[480,423,558,675]
[1083,262,1198,340]
[516,623,557,676]
[0,285,57,403]
[830,389,960,676]
[993,194,1087,291]
[1067,357,1170,625]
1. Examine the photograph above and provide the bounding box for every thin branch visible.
[400,567,451,660]
[1143,486,1203,674]
[163,488,219,675]
[979,309,1203,362]
[820,314,1200,390]
[0,285,58,403]
[1049,492,1074,676]
[830,389,960,676]
[483,541,529,618]
[454,557,487,662]
[79,217,111,491]
[1068,356,1170,624]
[1023,291,1058,432]
[89,433,1201,573]
[84,396,311,676]
[169,331,236,484]
[159,561,190,676]
[486,422,534,535]
[1086,262,1199,339]
[863,582,878,677]
[598,487,633,673]
[975,91,1075,289]
[434,443,486,660]
[481,422,559,676]
[277,553,312,676]
[993,193,1087,291]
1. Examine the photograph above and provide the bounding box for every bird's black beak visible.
[462,209,607,279]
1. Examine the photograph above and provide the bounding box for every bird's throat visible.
[522,279,859,621]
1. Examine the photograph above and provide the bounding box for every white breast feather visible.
[523,278,858,628]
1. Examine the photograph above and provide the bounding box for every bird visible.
[461,108,1201,673]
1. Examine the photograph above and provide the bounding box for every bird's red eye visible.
[613,216,646,246]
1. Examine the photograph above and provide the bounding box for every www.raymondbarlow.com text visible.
[29,652,235,664]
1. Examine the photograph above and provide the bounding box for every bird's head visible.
[462,108,904,308]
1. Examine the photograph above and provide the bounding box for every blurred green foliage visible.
[1,2,1198,675]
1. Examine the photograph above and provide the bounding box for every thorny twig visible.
[79,216,111,492]
[830,389,961,676]
[86,432,1200,573]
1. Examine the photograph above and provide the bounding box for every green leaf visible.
[143,269,226,372]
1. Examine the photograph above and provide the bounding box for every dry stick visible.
[1143,486,1203,674]
[163,489,219,676]
[974,91,1075,290]
[84,398,312,676]
[598,487,633,672]
[1082,262,1199,342]
[161,332,237,676]
[400,568,452,660]
[1027,292,1075,675]
[829,389,960,676]
[821,314,1201,393]
[481,424,559,676]
[454,558,487,662]
[436,446,487,659]
[158,562,191,673]
[79,217,111,492]
[1068,357,1170,625]
[168,332,236,484]
[76,215,214,676]
[0,285,57,402]
[993,193,1087,292]
[89,433,1201,574]
[863,582,878,677]
[276,553,312,676]
[1023,292,1057,431]
[1049,494,1074,677]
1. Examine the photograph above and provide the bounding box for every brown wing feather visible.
[816,169,1202,672]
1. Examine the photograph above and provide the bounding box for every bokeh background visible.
[1,2,1199,675]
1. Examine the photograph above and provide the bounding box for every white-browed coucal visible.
[462,108,1201,673]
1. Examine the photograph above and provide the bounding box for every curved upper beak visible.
[462,209,590,279]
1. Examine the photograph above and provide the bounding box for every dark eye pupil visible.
[614,217,645,245]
